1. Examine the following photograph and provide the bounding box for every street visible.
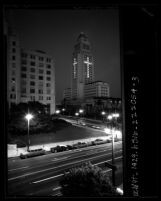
[8,141,122,196]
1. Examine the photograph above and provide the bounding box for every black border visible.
[1,0,160,200]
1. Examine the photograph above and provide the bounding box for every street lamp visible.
[56,110,60,114]
[107,112,120,187]
[62,108,66,115]
[75,112,79,124]
[79,109,84,119]
[25,113,34,152]
[101,111,106,122]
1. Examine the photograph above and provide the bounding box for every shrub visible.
[60,162,120,197]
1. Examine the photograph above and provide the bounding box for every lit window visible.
[73,58,77,79]
[84,57,92,78]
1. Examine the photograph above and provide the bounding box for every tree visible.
[60,162,120,197]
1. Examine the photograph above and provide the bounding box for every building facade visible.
[71,32,95,100]
[63,88,71,101]
[5,22,55,114]
[84,81,110,99]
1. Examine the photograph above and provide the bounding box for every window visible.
[21,80,26,85]
[11,70,15,76]
[46,58,51,62]
[47,89,51,94]
[30,55,35,59]
[38,89,43,94]
[21,53,27,58]
[46,70,51,75]
[12,63,16,68]
[30,89,35,93]
[46,64,51,69]
[30,68,35,73]
[39,57,44,61]
[46,96,51,100]
[30,74,35,79]
[21,73,26,78]
[39,69,44,74]
[11,86,15,92]
[46,77,51,81]
[21,60,27,65]
[39,96,43,100]
[12,56,16,60]
[30,61,35,66]
[46,83,51,87]
[21,66,27,71]
[21,88,26,93]
[39,63,44,68]
[12,48,16,53]
[10,94,16,99]
[12,41,16,46]
[39,76,43,80]
[38,82,43,87]
[30,81,35,86]
[30,96,35,101]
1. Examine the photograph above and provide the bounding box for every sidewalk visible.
[7,136,113,158]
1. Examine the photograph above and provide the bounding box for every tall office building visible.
[71,32,95,100]
[5,21,56,114]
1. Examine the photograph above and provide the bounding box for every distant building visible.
[5,20,55,114]
[63,88,71,101]
[84,81,110,99]
[71,32,95,100]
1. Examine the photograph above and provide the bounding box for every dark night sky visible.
[6,8,121,102]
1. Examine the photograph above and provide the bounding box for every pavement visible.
[8,136,115,158]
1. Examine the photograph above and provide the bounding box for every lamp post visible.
[101,111,106,122]
[79,109,84,119]
[75,112,79,124]
[62,108,65,115]
[25,113,34,152]
[107,113,120,187]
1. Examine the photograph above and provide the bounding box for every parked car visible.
[20,149,45,159]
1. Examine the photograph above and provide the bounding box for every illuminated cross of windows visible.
[84,57,92,78]
[73,58,77,79]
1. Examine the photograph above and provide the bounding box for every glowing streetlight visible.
[107,112,120,187]
[75,112,79,116]
[101,111,106,115]
[79,109,84,114]
[56,110,60,114]
[25,113,34,151]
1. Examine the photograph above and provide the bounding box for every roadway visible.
[8,141,122,197]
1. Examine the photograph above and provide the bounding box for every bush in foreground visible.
[60,162,120,197]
